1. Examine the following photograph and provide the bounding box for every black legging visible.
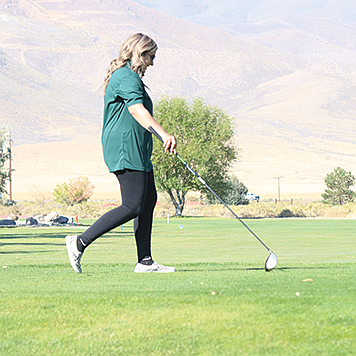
[78,169,157,262]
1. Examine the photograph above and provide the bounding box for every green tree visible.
[152,96,237,216]
[53,176,95,206]
[0,127,11,195]
[206,175,249,206]
[321,167,355,205]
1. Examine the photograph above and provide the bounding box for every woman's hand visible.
[162,134,176,155]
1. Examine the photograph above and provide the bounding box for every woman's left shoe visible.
[65,235,83,274]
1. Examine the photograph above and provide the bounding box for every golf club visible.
[148,126,277,271]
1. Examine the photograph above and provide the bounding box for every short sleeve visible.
[115,72,144,107]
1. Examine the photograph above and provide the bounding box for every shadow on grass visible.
[0,231,135,255]
[277,266,333,270]
[0,250,58,255]
[166,216,265,220]
[178,267,266,272]
[0,232,68,240]
[177,267,265,272]
[177,266,334,272]
[0,240,66,253]
[0,231,134,240]
[1,242,64,247]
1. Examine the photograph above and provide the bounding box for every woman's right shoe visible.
[134,261,176,273]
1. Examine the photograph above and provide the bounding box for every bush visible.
[53,176,95,206]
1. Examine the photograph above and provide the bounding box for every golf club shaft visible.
[148,126,273,253]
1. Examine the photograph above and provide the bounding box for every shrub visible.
[53,176,95,206]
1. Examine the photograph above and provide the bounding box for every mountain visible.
[0,50,102,144]
[133,1,356,32]
[0,0,356,199]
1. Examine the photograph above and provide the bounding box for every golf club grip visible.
[148,126,163,143]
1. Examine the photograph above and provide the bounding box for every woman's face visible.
[142,50,156,70]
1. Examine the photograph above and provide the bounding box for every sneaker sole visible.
[134,267,176,273]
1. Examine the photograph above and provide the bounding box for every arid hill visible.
[1,0,355,200]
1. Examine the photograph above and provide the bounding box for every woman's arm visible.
[128,103,176,154]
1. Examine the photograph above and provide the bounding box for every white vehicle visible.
[246,192,260,201]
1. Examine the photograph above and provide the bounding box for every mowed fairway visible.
[1,217,356,355]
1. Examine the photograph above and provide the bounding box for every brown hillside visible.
[0,0,355,200]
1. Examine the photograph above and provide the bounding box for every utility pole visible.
[273,176,283,202]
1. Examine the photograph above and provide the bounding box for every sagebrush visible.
[1,195,355,220]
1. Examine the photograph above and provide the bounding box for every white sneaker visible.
[65,235,83,274]
[134,261,176,273]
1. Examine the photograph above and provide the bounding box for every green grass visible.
[1,217,356,355]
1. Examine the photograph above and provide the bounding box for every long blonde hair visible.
[103,33,157,93]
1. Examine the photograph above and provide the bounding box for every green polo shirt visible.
[102,62,153,173]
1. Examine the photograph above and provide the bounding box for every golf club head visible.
[265,252,277,272]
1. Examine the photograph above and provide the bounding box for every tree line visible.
[1,96,355,214]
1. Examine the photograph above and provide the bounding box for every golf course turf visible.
[1,217,355,355]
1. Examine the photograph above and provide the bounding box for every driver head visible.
[265,252,277,272]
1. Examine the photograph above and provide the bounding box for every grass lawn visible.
[1,217,356,355]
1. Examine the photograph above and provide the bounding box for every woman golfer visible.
[66,33,176,273]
